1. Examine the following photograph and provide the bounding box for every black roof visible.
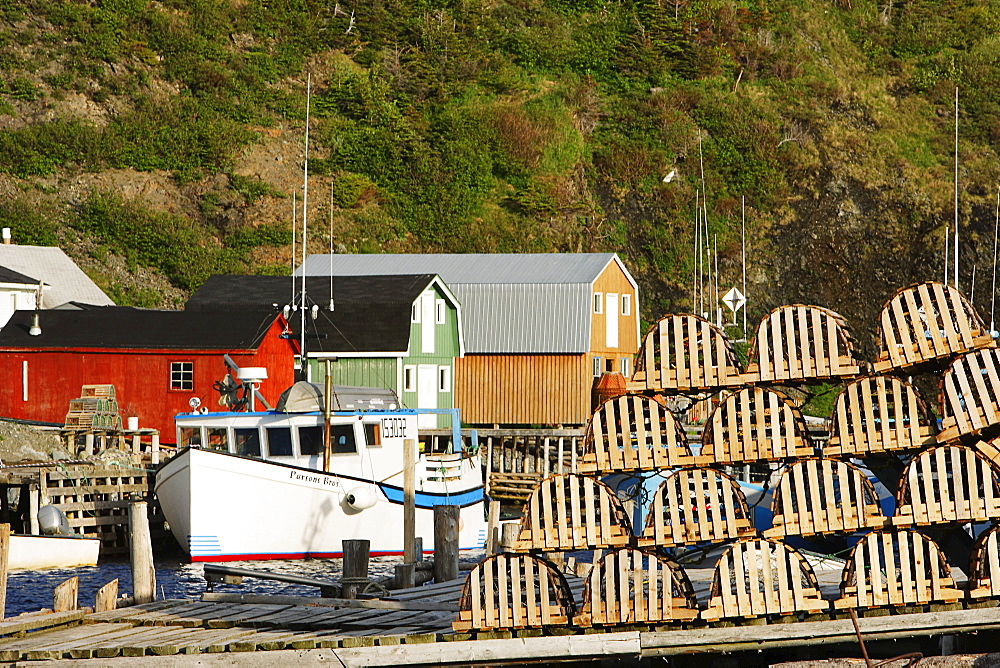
[0,264,37,285]
[0,307,278,350]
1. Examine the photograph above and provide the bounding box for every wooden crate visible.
[744,305,865,383]
[968,521,1000,598]
[702,538,827,621]
[636,468,755,548]
[453,553,575,631]
[578,394,696,474]
[574,548,699,626]
[939,349,1000,441]
[511,473,633,552]
[627,314,743,393]
[834,529,962,609]
[763,458,887,539]
[825,375,936,456]
[81,384,116,399]
[892,444,1000,526]
[700,387,814,464]
[874,281,994,373]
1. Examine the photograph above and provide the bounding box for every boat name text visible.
[289,471,343,489]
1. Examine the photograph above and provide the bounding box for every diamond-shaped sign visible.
[723,287,746,313]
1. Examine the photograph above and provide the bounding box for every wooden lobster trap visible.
[874,281,994,373]
[939,348,1000,442]
[763,458,887,539]
[578,394,697,475]
[700,387,814,464]
[628,314,743,393]
[453,553,576,631]
[891,444,1000,526]
[744,305,866,383]
[511,473,633,552]
[636,468,756,548]
[702,538,827,621]
[574,548,699,627]
[825,375,936,456]
[834,529,962,609]
[968,522,1000,598]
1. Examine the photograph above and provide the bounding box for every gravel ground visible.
[0,419,77,464]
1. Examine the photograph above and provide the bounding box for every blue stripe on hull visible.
[377,485,484,509]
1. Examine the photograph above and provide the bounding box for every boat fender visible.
[345,485,378,510]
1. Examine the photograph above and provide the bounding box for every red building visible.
[0,307,295,442]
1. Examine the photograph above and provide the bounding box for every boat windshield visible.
[235,428,262,457]
[299,426,323,455]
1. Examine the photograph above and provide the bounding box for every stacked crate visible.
[64,385,122,430]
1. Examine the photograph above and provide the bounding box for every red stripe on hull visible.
[189,550,405,563]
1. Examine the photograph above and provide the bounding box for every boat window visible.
[363,423,381,447]
[299,426,323,456]
[331,424,356,454]
[266,427,293,457]
[206,428,228,452]
[179,427,201,448]
[235,428,261,457]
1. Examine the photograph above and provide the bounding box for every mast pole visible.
[992,185,999,334]
[300,74,311,382]
[954,86,959,290]
[741,196,747,338]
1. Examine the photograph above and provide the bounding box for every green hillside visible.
[0,0,998,353]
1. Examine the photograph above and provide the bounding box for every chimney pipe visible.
[1,228,10,244]
[28,312,41,336]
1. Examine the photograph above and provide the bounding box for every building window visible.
[411,302,420,323]
[621,294,631,316]
[620,357,631,377]
[436,299,446,324]
[592,356,602,378]
[593,292,603,314]
[403,365,416,392]
[438,366,451,392]
[170,362,194,391]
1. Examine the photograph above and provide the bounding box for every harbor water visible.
[5,555,408,618]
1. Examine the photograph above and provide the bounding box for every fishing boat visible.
[154,382,487,562]
[9,534,101,570]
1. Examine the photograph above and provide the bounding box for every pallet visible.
[636,468,755,548]
[511,474,633,552]
[763,458,887,538]
[743,305,865,383]
[574,548,699,627]
[701,538,827,621]
[874,281,994,373]
[939,348,1000,441]
[825,375,936,456]
[627,314,743,393]
[700,387,814,464]
[834,529,962,609]
[578,394,695,474]
[453,554,575,631]
[968,522,1000,598]
[891,444,1000,526]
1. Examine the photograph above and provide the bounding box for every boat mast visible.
[300,74,312,381]
[991,185,999,334]
[954,86,959,290]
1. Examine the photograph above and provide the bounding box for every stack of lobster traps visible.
[455,281,1000,633]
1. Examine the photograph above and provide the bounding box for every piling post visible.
[403,438,417,564]
[342,539,370,599]
[95,579,119,612]
[500,522,520,552]
[485,499,501,555]
[151,432,160,465]
[0,523,8,620]
[129,501,156,604]
[433,505,460,582]
[53,577,79,612]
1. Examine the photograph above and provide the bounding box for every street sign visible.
[723,287,746,313]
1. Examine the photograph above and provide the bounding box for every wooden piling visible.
[53,577,78,612]
[0,523,8,620]
[433,505,460,583]
[128,501,156,605]
[94,579,118,612]
[500,522,520,553]
[342,539,371,599]
[486,499,501,555]
[404,439,417,564]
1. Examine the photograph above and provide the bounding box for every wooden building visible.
[186,274,464,429]
[298,253,640,426]
[0,307,294,441]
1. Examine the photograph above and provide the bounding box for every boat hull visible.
[9,535,101,570]
[155,447,487,562]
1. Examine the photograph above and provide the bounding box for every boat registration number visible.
[381,417,408,439]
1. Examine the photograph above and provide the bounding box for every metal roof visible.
[0,245,114,308]
[298,253,635,354]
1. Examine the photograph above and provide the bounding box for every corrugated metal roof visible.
[299,253,629,353]
[0,245,114,308]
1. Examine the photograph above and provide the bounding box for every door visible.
[605,293,619,349]
[417,364,438,429]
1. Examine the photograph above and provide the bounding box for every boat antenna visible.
[300,73,312,381]
[698,129,709,317]
[991,184,999,334]
[944,226,949,285]
[741,195,747,339]
[714,233,720,326]
[954,86,959,290]
[290,190,296,321]
[692,190,699,312]
[329,182,335,311]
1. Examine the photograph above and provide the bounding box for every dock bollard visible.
[342,539,371,599]
[129,501,156,604]
[433,505,459,582]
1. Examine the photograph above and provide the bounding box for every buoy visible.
[345,485,378,510]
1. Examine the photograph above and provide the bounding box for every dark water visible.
[5,554,414,618]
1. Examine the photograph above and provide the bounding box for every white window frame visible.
[438,365,451,392]
[170,361,194,391]
[592,356,602,378]
[403,365,416,392]
[435,299,446,324]
[621,293,631,316]
[593,292,603,314]
[411,302,420,323]
[620,357,630,377]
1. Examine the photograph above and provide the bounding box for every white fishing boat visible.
[154,382,487,562]
[9,534,101,570]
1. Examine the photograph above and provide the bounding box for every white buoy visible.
[345,486,378,510]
